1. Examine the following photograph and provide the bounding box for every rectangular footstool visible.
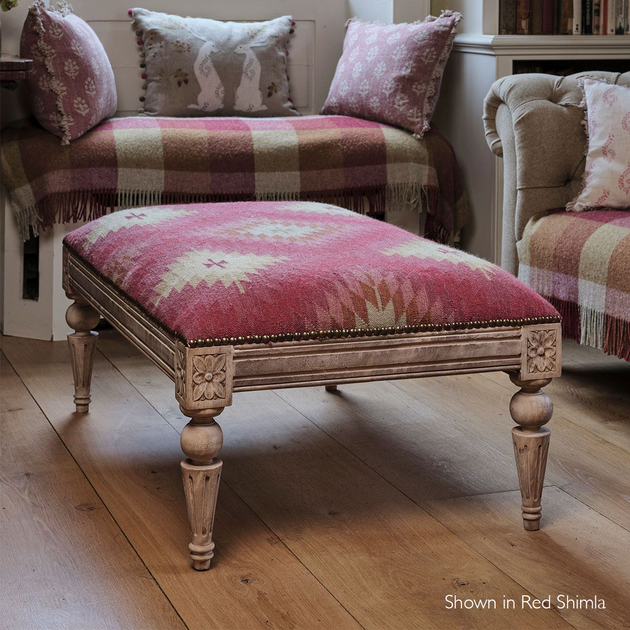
[62,201,562,570]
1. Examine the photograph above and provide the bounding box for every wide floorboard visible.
[1,332,628,630]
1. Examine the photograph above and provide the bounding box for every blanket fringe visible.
[542,296,629,361]
[12,182,453,244]
[604,315,630,361]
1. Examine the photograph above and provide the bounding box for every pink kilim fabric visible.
[63,201,558,344]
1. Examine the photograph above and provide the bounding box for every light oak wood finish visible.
[4,336,566,630]
[180,407,224,570]
[65,293,100,413]
[392,364,630,532]
[0,352,185,630]
[5,333,630,629]
[0,335,362,630]
[426,486,630,630]
[509,375,553,530]
[62,247,561,569]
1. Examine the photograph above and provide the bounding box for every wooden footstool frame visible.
[63,249,561,571]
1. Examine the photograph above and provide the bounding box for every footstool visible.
[62,201,562,570]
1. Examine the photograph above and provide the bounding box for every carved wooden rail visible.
[64,248,561,570]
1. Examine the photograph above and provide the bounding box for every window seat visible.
[1,114,469,244]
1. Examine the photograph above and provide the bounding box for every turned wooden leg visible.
[325,385,338,392]
[509,375,553,531]
[180,407,224,571]
[66,294,100,413]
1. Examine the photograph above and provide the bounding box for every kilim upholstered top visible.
[63,201,559,347]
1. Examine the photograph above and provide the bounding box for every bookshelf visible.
[431,0,630,265]
[469,0,629,36]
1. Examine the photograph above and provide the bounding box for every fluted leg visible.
[66,293,100,413]
[509,375,553,531]
[180,407,224,571]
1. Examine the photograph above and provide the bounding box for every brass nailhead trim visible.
[186,315,561,348]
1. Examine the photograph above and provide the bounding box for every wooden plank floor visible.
[1,331,629,630]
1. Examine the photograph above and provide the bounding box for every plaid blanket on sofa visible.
[519,209,630,360]
[1,115,469,244]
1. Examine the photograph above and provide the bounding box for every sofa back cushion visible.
[130,8,299,117]
[20,0,117,144]
[568,79,630,212]
[321,12,460,139]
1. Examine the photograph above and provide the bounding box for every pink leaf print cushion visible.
[20,1,117,145]
[321,11,461,139]
[568,78,630,212]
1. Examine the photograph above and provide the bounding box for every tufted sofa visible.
[483,71,630,360]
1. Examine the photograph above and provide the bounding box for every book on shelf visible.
[573,0,582,32]
[608,0,617,31]
[593,0,601,33]
[499,0,630,33]
[531,1,544,32]
[561,0,574,32]
[584,0,593,33]
[542,0,556,32]
[516,0,532,33]
[614,0,626,33]
[500,0,518,34]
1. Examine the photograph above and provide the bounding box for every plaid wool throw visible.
[519,209,630,361]
[0,115,469,243]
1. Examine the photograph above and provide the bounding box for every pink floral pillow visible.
[568,78,630,212]
[20,1,117,145]
[321,11,461,139]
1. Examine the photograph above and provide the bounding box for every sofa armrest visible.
[483,71,629,275]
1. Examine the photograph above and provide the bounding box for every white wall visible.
[431,0,489,34]
[347,0,394,22]
[349,0,432,23]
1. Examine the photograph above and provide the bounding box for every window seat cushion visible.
[1,114,469,243]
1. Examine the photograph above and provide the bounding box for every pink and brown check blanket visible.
[1,115,469,244]
[519,209,630,361]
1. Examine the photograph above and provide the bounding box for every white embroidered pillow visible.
[568,78,630,212]
[130,8,299,118]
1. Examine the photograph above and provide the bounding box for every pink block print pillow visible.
[568,78,630,212]
[20,1,117,145]
[321,11,461,139]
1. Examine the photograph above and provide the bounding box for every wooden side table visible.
[0,54,32,91]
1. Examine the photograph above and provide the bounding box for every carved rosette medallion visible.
[175,343,234,410]
[527,329,557,373]
[520,324,561,380]
[191,354,227,401]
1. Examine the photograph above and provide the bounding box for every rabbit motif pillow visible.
[130,9,299,117]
